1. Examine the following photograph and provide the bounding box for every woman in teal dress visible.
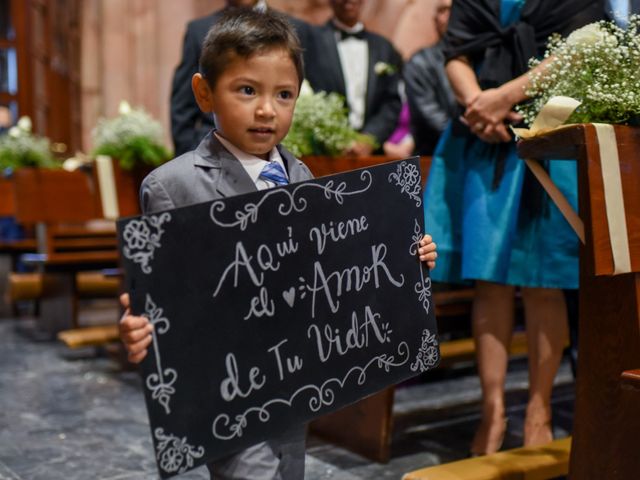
[424,0,603,455]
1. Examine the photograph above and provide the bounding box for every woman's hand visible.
[463,88,523,143]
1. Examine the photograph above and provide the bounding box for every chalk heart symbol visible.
[283,287,296,307]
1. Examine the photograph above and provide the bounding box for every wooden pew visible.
[11,167,120,338]
[403,437,572,480]
[1,175,35,261]
[0,175,16,217]
[1,175,37,315]
[517,125,640,479]
[8,271,120,300]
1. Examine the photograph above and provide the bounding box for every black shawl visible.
[443,0,604,207]
[444,0,605,89]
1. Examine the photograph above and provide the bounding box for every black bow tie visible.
[337,28,365,41]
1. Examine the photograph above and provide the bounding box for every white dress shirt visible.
[333,19,368,131]
[214,133,288,190]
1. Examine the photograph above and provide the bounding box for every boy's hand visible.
[119,293,154,364]
[418,234,437,270]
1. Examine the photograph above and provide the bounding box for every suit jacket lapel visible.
[193,133,257,198]
[320,22,347,96]
[365,32,379,121]
[278,146,309,184]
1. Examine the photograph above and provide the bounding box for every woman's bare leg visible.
[520,287,569,447]
[470,280,515,455]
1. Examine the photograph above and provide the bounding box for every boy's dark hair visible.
[200,9,304,89]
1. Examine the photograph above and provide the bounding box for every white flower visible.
[299,79,314,97]
[374,61,396,76]
[118,100,132,115]
[519,17,640,126]
[17,116,32,132]
[567,23,617,48]
[7,126,20,138]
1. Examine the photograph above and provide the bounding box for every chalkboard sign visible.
[117,158,439,478]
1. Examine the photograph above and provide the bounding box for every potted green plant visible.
[92,101,172,217]
[0,116,57,171]
[92,101,171,170]
[282,81,376,158]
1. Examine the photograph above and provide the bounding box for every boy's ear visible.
[192,73,215,113]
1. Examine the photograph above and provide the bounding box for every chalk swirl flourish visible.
[211,342,411,440]
[210,171,373,230]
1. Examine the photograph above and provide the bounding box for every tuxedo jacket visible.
[139,133,311,479]
[303,21,403,146]
[170,10,312,156]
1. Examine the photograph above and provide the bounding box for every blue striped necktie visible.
[259,161,289,186]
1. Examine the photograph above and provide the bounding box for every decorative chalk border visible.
[410,329,439,373]
[154,427,205,474]
[210,171,373,230]
[122,212,172,274]
[211,342,411,440]
[388,161,422,207]
[144,294,177,415]
[409,219,432,315]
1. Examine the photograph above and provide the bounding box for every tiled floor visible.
[0,315,575,480]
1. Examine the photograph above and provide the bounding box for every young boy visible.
[119,9,437,480]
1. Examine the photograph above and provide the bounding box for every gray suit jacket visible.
[141,133,313,214]
[139,133,310,479]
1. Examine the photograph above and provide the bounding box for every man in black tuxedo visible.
[303,0,403,156]
[170,1,311,155]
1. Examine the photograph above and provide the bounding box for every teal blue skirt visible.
[423,125,579,289]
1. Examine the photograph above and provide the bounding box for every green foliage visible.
[0,117,57,169]
[94,136,170,171]
[519,16,640,126]
[282,86,377,157]
[92,101,171,170]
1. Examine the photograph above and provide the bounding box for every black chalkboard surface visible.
[117,158,439,478]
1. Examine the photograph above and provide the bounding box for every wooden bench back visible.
[0,177,15,216]
[43,223,118,262]
[12,168,103,224]
[9,168,121,262]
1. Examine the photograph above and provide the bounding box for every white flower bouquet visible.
[519,16,640,126]
[0,116,57,170]
[282,81,376,157]
[92,101,171,170]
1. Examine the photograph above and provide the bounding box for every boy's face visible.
[194,48,299,160]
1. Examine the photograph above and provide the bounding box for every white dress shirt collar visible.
[332,18,365,35]
[214,132,287,190]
